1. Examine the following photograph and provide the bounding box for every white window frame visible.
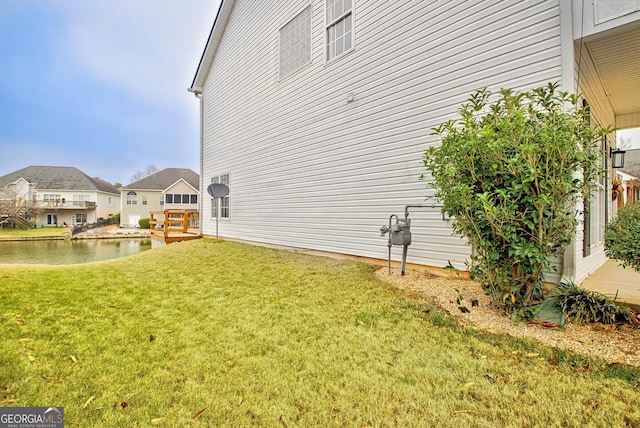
[590,137,607,248]
[43,194,61,203]
[126,191,137,205]
[279,5,312,79]
[73,213,87,224]
[325,0,354,62]
[73,194,89,207]
[211,174,230,219]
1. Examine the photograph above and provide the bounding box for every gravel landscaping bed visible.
[378,269,640,367]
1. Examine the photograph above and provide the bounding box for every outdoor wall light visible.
[610,147,626,169]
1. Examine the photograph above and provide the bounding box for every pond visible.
[0,239,152,265]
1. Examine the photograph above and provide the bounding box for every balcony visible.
[36,200,97,210]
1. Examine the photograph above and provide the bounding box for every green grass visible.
[1,239,639,427]
[0,227,70,238]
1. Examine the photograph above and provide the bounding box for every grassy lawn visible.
[1,239,639,427]
[0,226,70,238]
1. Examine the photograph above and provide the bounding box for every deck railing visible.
[149,210,199,242]
[36,201,97,209]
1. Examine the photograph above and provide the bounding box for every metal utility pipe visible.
[399,203,444,275]
[404,203,444,222]
[386,214,399,275]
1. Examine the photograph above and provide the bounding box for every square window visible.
[279,6,312,78]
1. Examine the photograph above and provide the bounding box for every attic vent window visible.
[326,0,353,60]
[279,6,312,79]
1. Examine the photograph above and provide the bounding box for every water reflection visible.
[0,239,152,265]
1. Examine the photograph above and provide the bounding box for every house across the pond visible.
[0,165,120,228]
[120,168,199,228]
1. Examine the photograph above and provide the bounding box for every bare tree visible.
[130,165,159,182]
[618,136,633,150]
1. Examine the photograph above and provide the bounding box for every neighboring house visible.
[120,168,199,227]
[189,0,640,284]
[617,149,640,206]
[0,166,120,226]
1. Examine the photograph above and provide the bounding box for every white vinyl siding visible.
[200,0,564,270]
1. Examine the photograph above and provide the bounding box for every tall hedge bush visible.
[605,202,640,272]
[422,83,609,313]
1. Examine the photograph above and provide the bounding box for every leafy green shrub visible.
[138,218,150,229]
[108,213,120,225]
[422,83,609,313]
[551,281,636,325]
[605,201,640,272]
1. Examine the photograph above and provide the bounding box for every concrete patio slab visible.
[581,259,640,311]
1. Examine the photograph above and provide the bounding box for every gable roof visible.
[189,0,234,94]
[122,168,200,191]
[620,148,640,179]
[0,166,119,194]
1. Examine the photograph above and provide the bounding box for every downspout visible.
[191,90,204,236]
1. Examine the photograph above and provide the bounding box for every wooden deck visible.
[149,210,200,244]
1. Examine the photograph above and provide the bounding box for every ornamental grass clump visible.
[605,201,640,272]
[422,83,610,313]
[551,281,636,325]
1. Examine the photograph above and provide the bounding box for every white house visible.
[120,168,199,228]
[189,0,640,283]
[0,166,120,226]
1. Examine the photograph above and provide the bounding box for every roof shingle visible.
[122,168,200,191]
[0,166,119,194]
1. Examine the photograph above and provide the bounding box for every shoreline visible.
[0,226,151,242]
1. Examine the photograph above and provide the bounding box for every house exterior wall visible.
[33,189,106,226]
[120,190,163,227]
[96,192,120,221]
[164,181,199,211]
[200,0,566,271]
[11,178,33,202]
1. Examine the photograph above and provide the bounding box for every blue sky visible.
[0,0,220,185]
